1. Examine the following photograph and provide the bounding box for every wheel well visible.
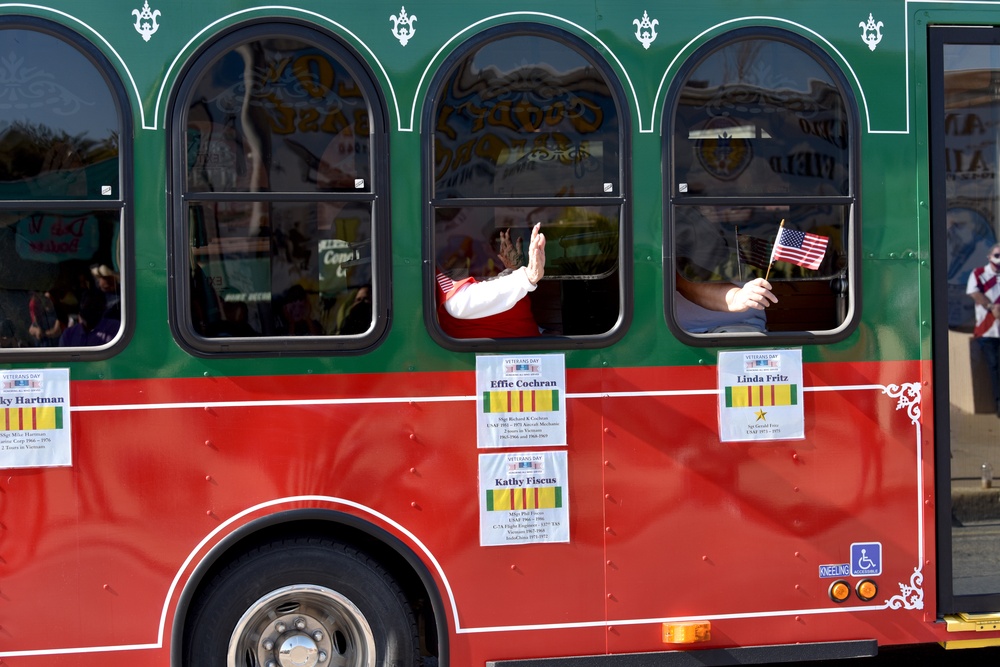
[171,512,444,667]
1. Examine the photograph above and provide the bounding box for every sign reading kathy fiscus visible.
[718,349,804,442]
[0,368,72,468]
[476,354,566,448]
[479,451,569,546]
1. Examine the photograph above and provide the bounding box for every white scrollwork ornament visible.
[390,6,417,47]
[883,382,921,425]
[886,567,925,610]
[132,1,161,42]
[633,11,658,50]
[859,13,884,52]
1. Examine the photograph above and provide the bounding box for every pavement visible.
[950,406,1000,524]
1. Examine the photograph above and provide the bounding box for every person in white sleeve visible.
[436,222,546,338]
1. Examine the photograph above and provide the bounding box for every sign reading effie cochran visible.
[476,354,566,448]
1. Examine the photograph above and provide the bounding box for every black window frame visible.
[0,16,133,361]
[422,22,632,351]
[166,19,390,357]
[663,26,861,347]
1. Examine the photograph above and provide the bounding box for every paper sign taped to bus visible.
[718,349,805,442]
[479,450,569,546]
[0,368,72,469]
[476,354,566,448]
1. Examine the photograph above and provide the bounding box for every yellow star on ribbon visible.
[754,409,767,422]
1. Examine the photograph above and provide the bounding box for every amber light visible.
[856,579,878,601]
[829,580,851,603]
[661,621,711,644]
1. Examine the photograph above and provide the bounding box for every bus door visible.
[929,26,1000,616]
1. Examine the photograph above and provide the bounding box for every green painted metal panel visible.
[0,1,943,379]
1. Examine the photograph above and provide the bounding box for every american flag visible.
[737,234,772,270]
[770,228,829,271]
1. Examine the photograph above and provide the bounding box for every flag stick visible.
[764,219,785,282]
[735,225,742,282]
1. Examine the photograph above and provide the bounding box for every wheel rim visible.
[226,584,376,667]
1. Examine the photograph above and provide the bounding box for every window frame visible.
[0,16,133,361]
[422,22,632,351]
[166,19,390,357]
[663,26,861,347]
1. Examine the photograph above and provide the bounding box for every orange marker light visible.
[829,580,851,603]
[856,579,878,601]
[661,621,711,644]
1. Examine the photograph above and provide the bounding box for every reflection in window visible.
[940,44,1000,331]
[173,26,383,351]
[428,28,626,341]
[188,201,372,338]
[0,23,125,351]
[666,29,857,338]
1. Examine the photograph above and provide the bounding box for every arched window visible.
[0,18,130,356]
[169,22,388,355]
[425,25,630,348]
[664,28,859,344]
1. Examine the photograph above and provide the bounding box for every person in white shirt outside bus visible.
[967,242,1000,417]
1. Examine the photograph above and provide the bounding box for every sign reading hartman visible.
[0,369,72,469]
[1,395,65,406]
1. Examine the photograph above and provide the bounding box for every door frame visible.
[929,24,1000,615]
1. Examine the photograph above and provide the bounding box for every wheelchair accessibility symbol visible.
[850,542,882,576]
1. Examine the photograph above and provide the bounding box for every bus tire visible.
[183,537,421,667]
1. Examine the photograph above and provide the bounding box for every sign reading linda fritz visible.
[476,354,566,448]
[479,451,569,546]
[0,369,71,468]
[718,349,804,442]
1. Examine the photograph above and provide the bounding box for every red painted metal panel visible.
[0,360,981,666]
[599,360,931,654]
